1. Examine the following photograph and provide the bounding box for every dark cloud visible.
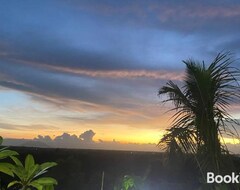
[217,38,240,57]
[31,130,96,148]
[79,130,95,142]
[66,0,240,35]
[54,133,80,148]
[2,0,239,75]
[36,135,52,143]
[38,130,96,148]
[0,58,167,112]
[0,60,120,107]
[0,1,160,72]
[1,40,147,71]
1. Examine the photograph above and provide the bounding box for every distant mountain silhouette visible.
[3,138,50,148]
[21,140,50,148]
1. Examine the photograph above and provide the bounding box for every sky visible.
[0,0,240,151]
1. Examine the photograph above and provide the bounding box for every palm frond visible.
[158,52,240,176]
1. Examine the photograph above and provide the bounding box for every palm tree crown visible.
[158,52,240,174]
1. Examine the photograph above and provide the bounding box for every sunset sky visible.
[0,0,240,150]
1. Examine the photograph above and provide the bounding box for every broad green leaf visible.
[7,180,21,188]
[0,163,14,176]
[34,162,57,179]
[34,177,58,185]
[43,184,54,190]
[10,156,23,167]
[27,164,40,181]
[25,154,35,171]
[0,146,8,152]
[29,181,43,190]
[33,170,47,179]
[0,150,18,159]
[12,166,26,181]
[40,162,57,171]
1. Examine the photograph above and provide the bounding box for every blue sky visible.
[0,0,240,150]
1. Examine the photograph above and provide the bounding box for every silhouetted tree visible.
[158,52,240,184]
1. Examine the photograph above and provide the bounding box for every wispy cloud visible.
[153,5,240,21]
[0,122,58,131]
[44,66,184,80]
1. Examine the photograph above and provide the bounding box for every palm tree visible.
[158,52,240,178]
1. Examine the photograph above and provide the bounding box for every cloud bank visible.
[3,130,159,152]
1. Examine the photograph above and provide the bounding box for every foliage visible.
[114,175,144,190]
[0,136,19,177]
[158,52,240,181]
[7,154,57,190]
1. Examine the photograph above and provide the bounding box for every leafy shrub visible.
[7,154,57,190]
[114,175,144,190]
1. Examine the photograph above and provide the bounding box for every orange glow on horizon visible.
[0,127,165,145]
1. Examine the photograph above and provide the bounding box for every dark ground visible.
[2,147,237,190]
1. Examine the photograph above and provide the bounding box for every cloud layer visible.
[3,130,159,152]
[0,1,240,149]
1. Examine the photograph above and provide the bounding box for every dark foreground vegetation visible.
[0,147,239,190]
